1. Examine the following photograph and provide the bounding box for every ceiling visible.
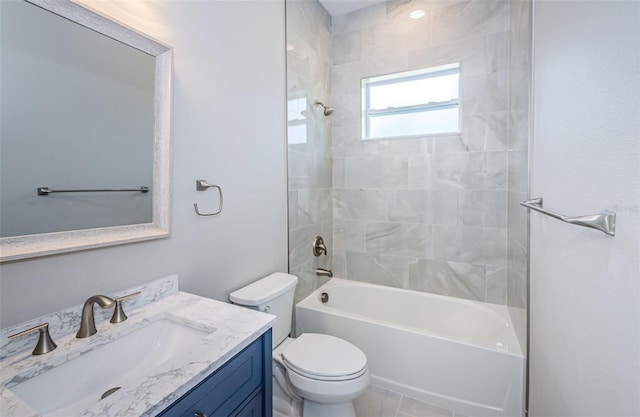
[318,0,387,16]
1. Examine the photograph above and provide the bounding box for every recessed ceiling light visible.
[410,9,425,19]
[286,44,295,51]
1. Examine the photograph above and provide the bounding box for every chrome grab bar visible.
[520,197,616,236]
[37,186,149,195]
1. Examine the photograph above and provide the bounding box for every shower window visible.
[361,63,461,140]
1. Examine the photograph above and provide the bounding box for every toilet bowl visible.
[230,273,370,417]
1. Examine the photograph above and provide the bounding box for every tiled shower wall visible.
[286,0,333,304]
[287,0,529,313]
[331,0,512,303]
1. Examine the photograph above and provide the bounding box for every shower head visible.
[315,101,334,116]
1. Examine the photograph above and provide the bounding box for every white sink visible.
[8,317,213,416]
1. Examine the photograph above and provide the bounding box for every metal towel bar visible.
[520,197,616,236]
[37,186,149,195]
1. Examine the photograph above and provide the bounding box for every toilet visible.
[230,273,370,417]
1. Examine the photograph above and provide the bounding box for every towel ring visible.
[194,179,223,216]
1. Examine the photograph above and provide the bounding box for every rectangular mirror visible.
[0,0,172,262]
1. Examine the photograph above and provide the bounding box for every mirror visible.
[0,0,172,262]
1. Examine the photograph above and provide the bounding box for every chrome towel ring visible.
[194,179,223,216]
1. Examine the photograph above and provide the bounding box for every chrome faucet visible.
[76,295,115,338]
[316,268,333,278]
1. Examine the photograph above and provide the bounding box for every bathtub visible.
[295,278,525,417]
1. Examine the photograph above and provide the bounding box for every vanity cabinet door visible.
[232,389,263,417]
[158,330,272,417]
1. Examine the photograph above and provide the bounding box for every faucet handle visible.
[8,322,57,355]
[313,236,327,257]
[110,291,141,324]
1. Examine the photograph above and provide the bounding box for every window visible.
[361,63,461,140]
[287,96,307,144]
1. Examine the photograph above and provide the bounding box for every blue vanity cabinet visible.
[158,330,272,417]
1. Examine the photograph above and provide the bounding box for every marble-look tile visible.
[332,60,367,97]
[432,225,506,266]
[459,115,487,152]
[332,122,360,147]
[287,1,330,57]
[458,190,507,228]
[345,156,409,189]
[429,152,486,190]
[332,157,346,189]
[507,270,527,309]
[331,1,387,34]
[409,35,487,77]
[486,265,508,304]
[399,396,454,417]
[408,155,432,189]
[485,111,509,151]
[409,259,486,301]
[388,190,458,225]
[508,191,528,247]
[288,152,332,190]
[289,190,299,229]
[361,138,426,157]
[508,149,528,191]
[387,190,430,223]
[331,91,360,129]
[295,188,333,227]
[431,133,481,154]
[332,250,347,277]
[508,107,529,151]
[291,260,317,306]
[333,188,387,221]
[333,219,366,251]
[487,151,508,190]
[487,31,509,74]
[289,223,322,268]
[387,0,466,18]
[508,239,527,279]
[333,30,363,66]
[461,72,509,115]
[366,222,432,258]
[287,150,309,190]
[354,385,401,417]
[484,227,508,267]
[345,251,412,289]
[431,0,509,46]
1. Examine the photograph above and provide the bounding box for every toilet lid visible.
[281,333,367,380]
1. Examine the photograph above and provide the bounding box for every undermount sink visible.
[8,316,214,417]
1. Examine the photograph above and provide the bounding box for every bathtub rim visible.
[297,278,525,358]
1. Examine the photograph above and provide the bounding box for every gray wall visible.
[286,0,334,304]
[0,0,288,328]
[331,0,512,303]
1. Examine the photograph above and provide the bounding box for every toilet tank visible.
[229,273,298,348]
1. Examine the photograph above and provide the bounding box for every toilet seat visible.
[281,333,368,381]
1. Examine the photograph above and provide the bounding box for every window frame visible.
[361,63,462,140]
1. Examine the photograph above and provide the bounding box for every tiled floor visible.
[354,385,468,417]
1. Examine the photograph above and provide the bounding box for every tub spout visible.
[316,268,333,278]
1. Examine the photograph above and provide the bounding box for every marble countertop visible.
[0,287,275,417]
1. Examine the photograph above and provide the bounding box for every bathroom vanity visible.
[0,275,275,417]
[158,331,272,417]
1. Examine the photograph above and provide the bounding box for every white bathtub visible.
[295,278,525,417]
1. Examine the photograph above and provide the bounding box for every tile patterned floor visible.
[354,385,469,417]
